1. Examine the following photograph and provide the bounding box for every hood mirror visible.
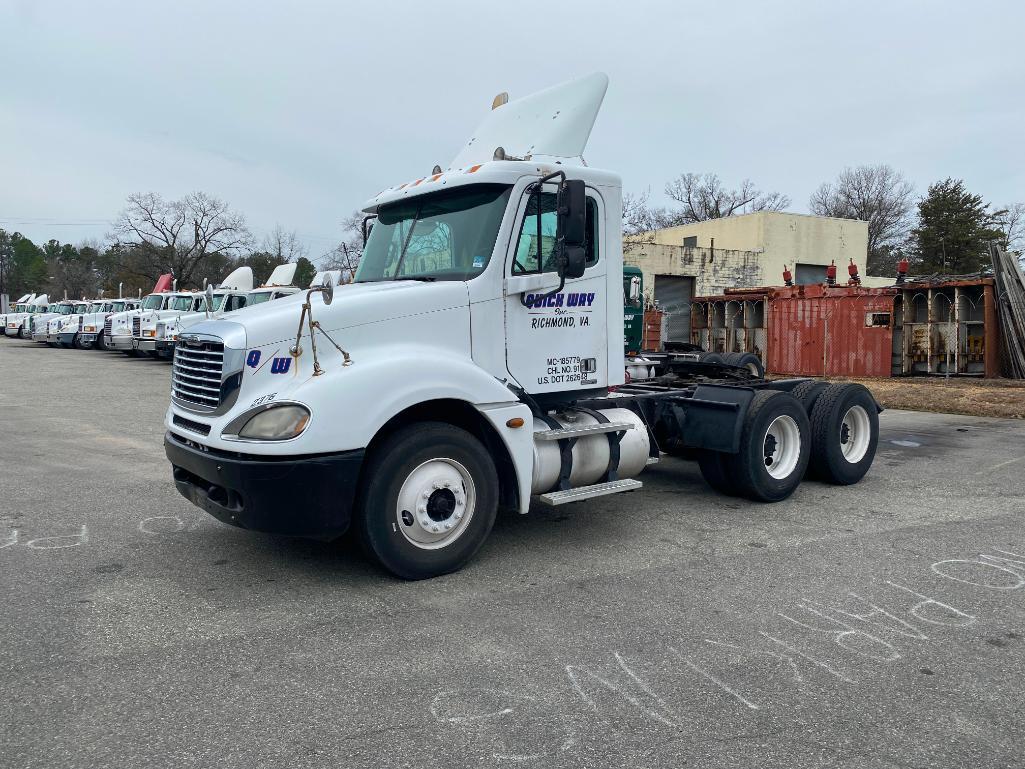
[290,271,350,376]
[321,272,335,305]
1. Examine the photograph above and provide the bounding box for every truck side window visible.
[512,192,598,274]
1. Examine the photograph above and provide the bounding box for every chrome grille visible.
[104,317,112,336]
[172,341,225,410]
[132,316,141,336]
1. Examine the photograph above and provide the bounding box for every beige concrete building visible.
[624,211,890,342]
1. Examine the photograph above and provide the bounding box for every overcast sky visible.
[2,0,1023,263]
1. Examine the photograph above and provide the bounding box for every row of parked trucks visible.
[3,75,883,580]
[1,264,338,359]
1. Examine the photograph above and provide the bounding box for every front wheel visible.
[355,422,499,580]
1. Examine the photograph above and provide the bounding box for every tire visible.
[789,380,829,411]
[732,352,764,378]
[356,422,499,580]
[725,390,810,502]
[698,451,736,495]
[701,352,725,365]
[808,383,879,485]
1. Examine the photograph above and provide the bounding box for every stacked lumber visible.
[991,243,1025,378]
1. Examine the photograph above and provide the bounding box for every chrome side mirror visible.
[321,272,335,305]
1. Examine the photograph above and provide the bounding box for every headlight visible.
[231,404,311,441]
[143,329,155,338]
[84,325,96,332]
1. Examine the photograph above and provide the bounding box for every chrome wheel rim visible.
[395,458,476,550]
[840,405,871,463]
[763,415,801,480]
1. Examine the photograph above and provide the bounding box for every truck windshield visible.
[111,302,125,312]
[57,305,74,314]
[198,295,227,312]
[355,184,511,283]
[246,291,273,306]
[142,295,163,310]
[171,297,195,311]
[74,304,88,313]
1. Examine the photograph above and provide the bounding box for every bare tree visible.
[262,225,308,262]
[809,165,915,274]
[109,191,251,288]
[994,202,1025,258]
[320,211,365,283]
[664,173,790,223]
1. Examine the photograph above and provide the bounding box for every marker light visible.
[236,405,311,441]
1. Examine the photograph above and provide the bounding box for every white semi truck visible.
[54,300,100,348]
[141,266,339,358]
[0,293,34,333]
[134,267,254,358]
[5,294,48,338]
[163,74,881,579]
[31,300,76,344]
[78,298,140,349]
[105,291,188,353]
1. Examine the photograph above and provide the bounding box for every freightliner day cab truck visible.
[164,74,881,579]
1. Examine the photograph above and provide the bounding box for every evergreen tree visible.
[912,179,1002,274]
[294,256,316,287]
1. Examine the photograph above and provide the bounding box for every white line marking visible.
[975,456,1025,475]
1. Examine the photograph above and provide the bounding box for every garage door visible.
[653,275,694,344]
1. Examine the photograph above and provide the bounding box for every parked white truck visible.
[54,300,99,348]
[0,294,34,333]
[141,266,338,359]
[105,291,187,353]
[6,294,48,338]
[31,300,76,344]
[164,74,880,579]
[134,267,254,359]
[78,298,140,349]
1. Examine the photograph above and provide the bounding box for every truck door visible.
[504,183,607,394]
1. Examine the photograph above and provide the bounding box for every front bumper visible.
[32,331,48,342]
[134,337,157,352]
[164,431,364,540]
[80,333,97,345]
[58,332,77,345]
[108,334,134,351]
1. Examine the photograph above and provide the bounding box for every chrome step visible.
[539,479,643,506]
[535,422,635,441]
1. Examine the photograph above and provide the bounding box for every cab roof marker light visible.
[466,164,482,173]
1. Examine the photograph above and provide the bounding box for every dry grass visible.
[824,377,1025,419]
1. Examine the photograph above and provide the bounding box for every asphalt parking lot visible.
[2,339,1025,769]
